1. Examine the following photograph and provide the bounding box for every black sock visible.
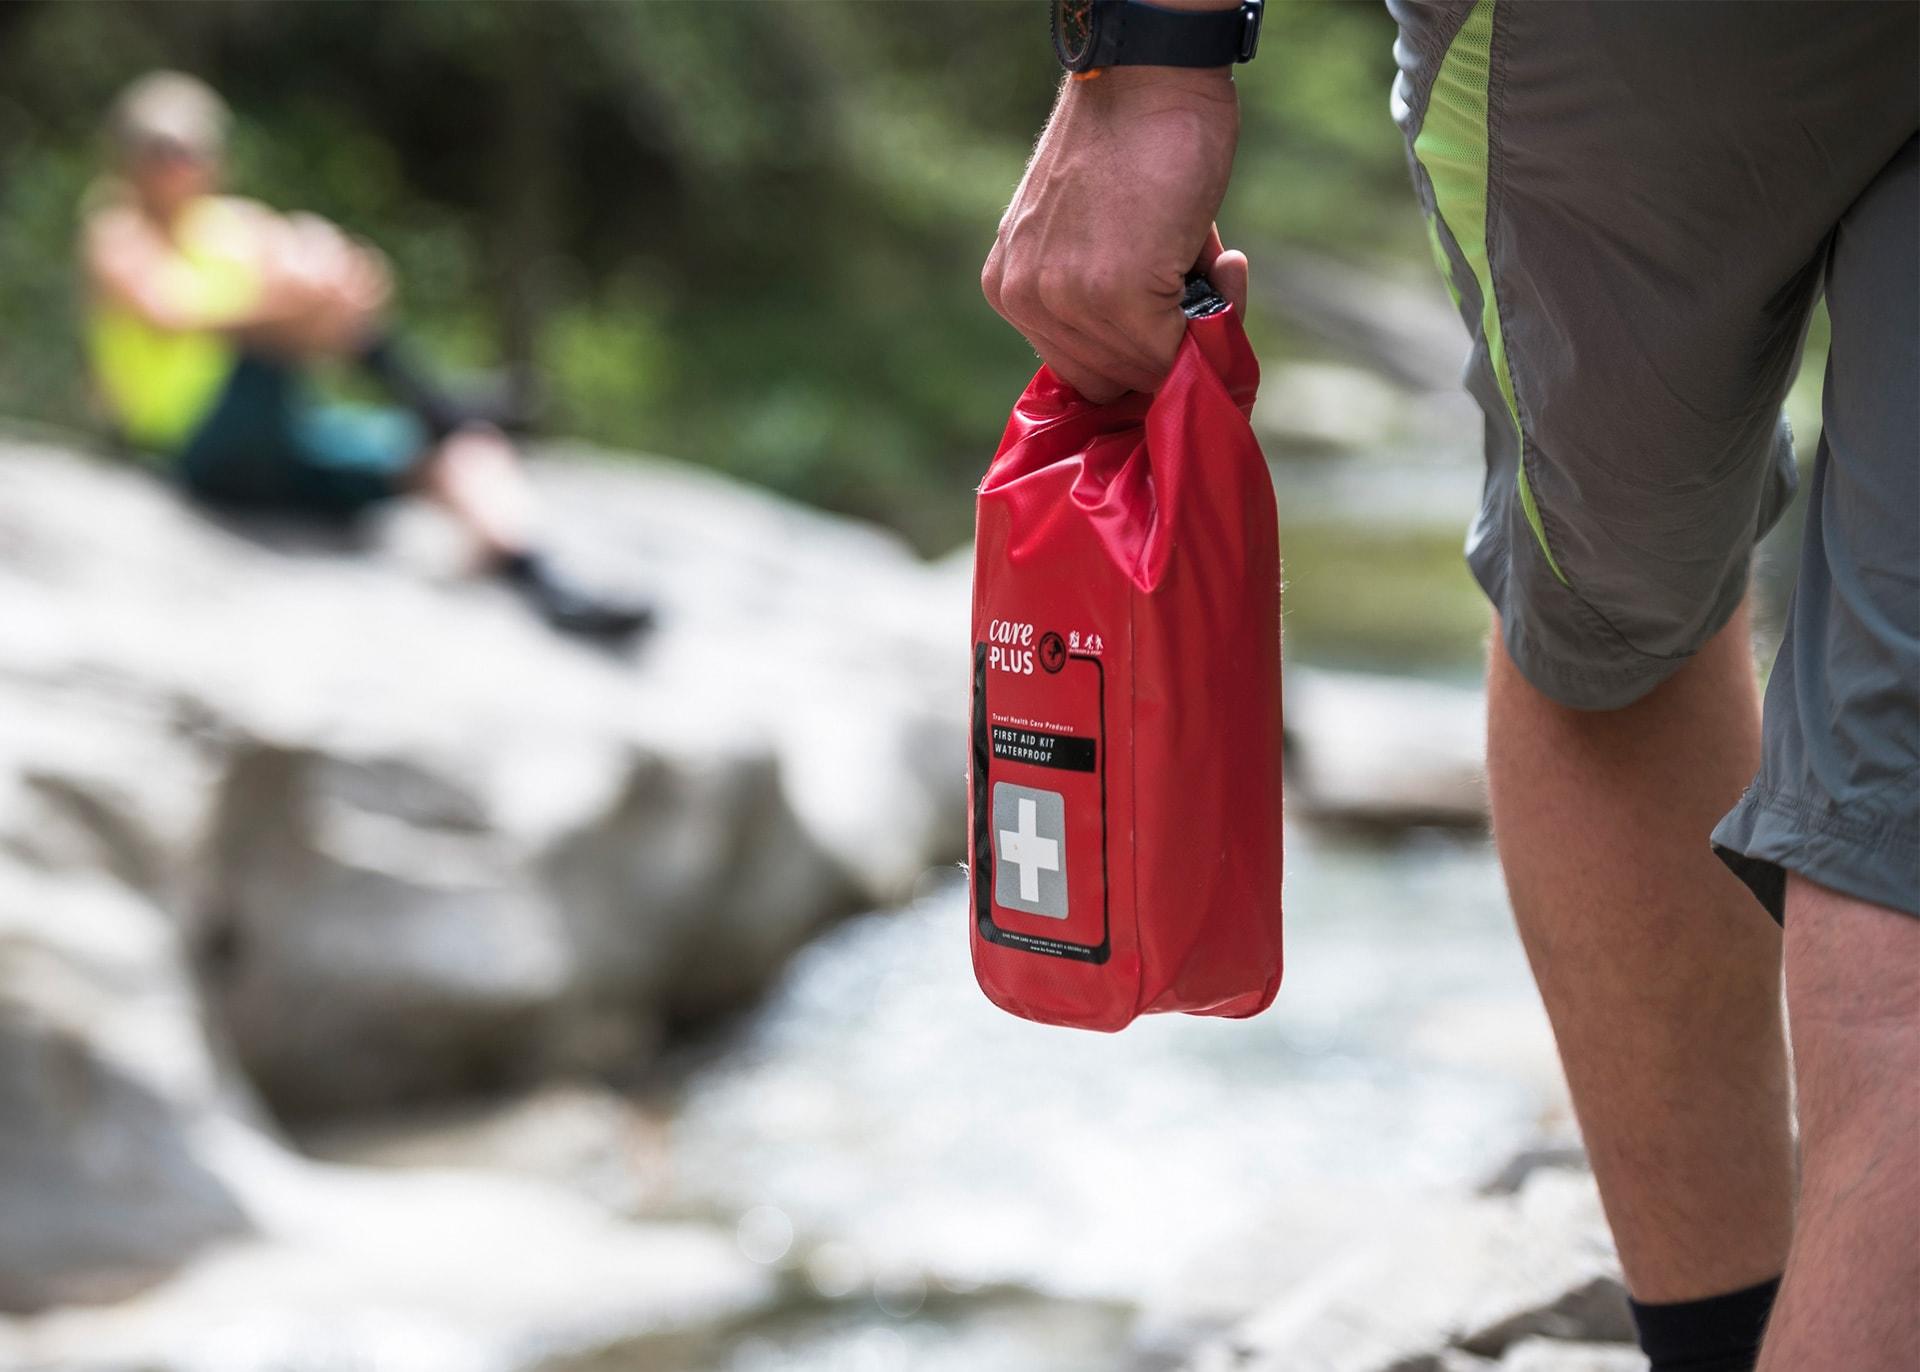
[494,548,653,641]
[1630,1276,1782,1372]
[496,547,545,585]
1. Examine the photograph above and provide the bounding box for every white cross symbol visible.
[998,797,1060,904]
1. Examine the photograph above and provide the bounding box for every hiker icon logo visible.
[992,782,1068,919]
[1038,631,1067,674]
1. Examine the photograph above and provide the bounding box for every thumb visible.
[1192,225,1251,320]
[1206,248,1250,320]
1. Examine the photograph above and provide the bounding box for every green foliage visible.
[0,0,1418,554]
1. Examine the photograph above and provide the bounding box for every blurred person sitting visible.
[81,70,651,641]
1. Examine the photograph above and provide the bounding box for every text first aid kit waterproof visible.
[969,278,1285,1032]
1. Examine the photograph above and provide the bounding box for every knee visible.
[1489,565,1714,715]
[1488,602,1755,733]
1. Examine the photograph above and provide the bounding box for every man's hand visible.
[982,66,1247,403]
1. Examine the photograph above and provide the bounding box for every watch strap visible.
[1091,0,1261,69]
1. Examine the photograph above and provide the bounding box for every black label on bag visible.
[973,643,1110,965]
[990,727,1096,773]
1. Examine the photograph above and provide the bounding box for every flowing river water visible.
[649,824,1563,1372]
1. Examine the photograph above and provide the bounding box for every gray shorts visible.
[1391,0,1918,919]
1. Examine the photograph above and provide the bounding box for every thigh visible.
[177,356,306,508]
[1715,138,1920,921]
[1394,0,1918,711]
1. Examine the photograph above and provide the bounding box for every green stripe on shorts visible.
[1413,0,1569,586]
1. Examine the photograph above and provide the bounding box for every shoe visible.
[499,550,655,643]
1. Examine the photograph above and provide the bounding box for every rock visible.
[3,1128,779,1372]
[0,433,963,1319]
[1480,1142,1590,1199]
[0,674,222,915]
[0,436,963,1118]
[0,865,252,1313]
[303,1082,671,1216]
[0,813,775,1358]
[1495,1340,1644,1371]
[1197,1170,1627,1372]
[1453,1173,1633,1355]
[1383,1354,1498,1372]
[1458,1276,1636,1358]
[1286,668,1486,829]
[513,443,971,905]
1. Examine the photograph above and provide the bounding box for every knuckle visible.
[1000,268,1043,322]
[980,256,1004,312]
[1034,266,1084,321]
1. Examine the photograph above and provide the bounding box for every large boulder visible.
[0,432,965,1315]
[0,662,257,1311]
[0,865,251,1313]
[0,436,966,1119]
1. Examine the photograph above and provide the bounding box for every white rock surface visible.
[1286,668,1486,828]
[3,1122,777,1372]
[0,866,250,1313]
[304,1081,673,1217]
[1195,1170,1630,1372]
[0,434,963,1332]
[1496,1340,1645,1372]
[0,436,966,1118]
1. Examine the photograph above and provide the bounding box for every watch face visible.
[1052,0,1096,70]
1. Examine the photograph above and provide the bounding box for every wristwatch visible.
[1052,0,1263,74]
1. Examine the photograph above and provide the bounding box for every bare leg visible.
[415,425,535,562]
[415,427,651,641]
[1758,878,1920,1370]
[1487,603,1796,1301]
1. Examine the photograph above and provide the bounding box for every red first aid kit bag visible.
[969,277,1284,1032]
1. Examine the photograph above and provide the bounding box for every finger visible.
[1044,357,1129,407]
[1114,300,1188,384]
[1020,319,1132,405]
[1033,274,1173,394]
[1051,311,1168,395]
[997,272,1153,400]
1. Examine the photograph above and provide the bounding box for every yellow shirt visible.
[87,196,263,454]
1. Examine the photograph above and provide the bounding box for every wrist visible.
[1068,63,1238,108]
